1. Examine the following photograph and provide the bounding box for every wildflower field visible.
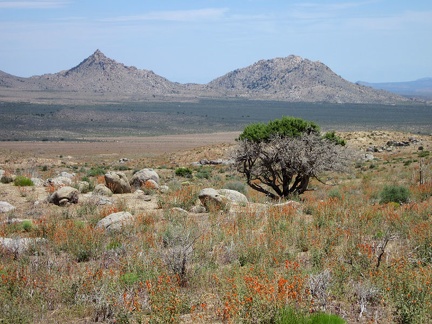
[0,131,431,323]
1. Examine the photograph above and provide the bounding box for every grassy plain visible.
[0,100,431,323]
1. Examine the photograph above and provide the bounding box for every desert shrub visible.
[275,307,345,323]
[174,167,193,178]
[323,130,346,146]
[379,185,411,204]
[13,175,34,186]
[233,117,351,199]
[195,167,212,179]
[418,150,430,158]
[87,166,106,177]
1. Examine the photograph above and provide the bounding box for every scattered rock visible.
[119,157,129,163]
[218,189,248,204]
[130,168,160,190]
[0,237,46,254]
[93,184,113,197]
[77,181,90,193]
[48,186,79,206]
[96,211,133,232]
[31,178,44,187]
[59,171,75,179]
[159,185,169,193]
[189,205,207,213]
[105,171,131,194]
[198,188,248,210]
[0,201,16,213]
[45,176,72,187]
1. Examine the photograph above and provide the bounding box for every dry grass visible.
[0,131,431,323]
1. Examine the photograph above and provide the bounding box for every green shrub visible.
[86,166,106,177]
[239,116,320,142]
[175,167,193,178]
[379,185,411,204]
[276,307,345,323]
[323,131,346,146]
[195,167,212,179]
[13,175,34,186]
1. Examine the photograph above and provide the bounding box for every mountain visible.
[357,78,432,100]
[31,49,185,96]
[208,55,409,104]
[0,50,413,104]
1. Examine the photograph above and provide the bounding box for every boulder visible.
[218,189,248,204]
[93,184,113,197]
[31,178,44,187]
[104,171,131,194]
[59,171,75,179]
[0,201,16,213]
[77,181,90,193]
[45,176,72,187]
[189,205,207,214]
[199,188,249,210]
[0,237,46,254]
[130,168,160,190]
[96,211,133,232]
[48,186,79,206]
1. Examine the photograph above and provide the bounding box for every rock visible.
[171,207,189,216]
[218,189,248,204]
[273,200,302,209]
[0,201,16,213]
[0,169,4,178]
[130,168,160,190]
[45,176,72,187]
[31,178,44,187]
[119,157,129,163]
[0,237,46,254]
[96,211,133,232]
[59,171,75,179]
[364,153,374,161]
[199,188,249,210]
[104,171,131,194]
[93,184,113,197]
[189,205,207,213]
[159,185,169,193]
[77,181,90,193]
[1,174,14,184]
[144,179,159,190]
[48,186,79,206]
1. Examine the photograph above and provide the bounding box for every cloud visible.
[101,8,229,23]
[0,1,69,9]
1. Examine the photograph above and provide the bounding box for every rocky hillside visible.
[208,55,409,104]
[0,50,412,104]
[31,50,186,97]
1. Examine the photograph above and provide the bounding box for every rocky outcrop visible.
[93,184,113,197]
[96,211,134,232]
[0,201,16,213]
[48,186,79,206]
[130,168,160,190]
[198,188,248,210]
[104,171,131,194]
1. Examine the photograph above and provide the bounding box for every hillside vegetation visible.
[0,131,431,323]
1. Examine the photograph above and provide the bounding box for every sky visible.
[1,0,431,84]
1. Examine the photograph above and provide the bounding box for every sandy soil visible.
[0,132,241,158]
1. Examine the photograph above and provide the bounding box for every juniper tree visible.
[232,116,350,199]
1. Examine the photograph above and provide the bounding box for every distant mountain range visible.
[0,49,417,104]
[357,78,432,100]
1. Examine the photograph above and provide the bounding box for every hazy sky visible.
[1,0,431,83]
